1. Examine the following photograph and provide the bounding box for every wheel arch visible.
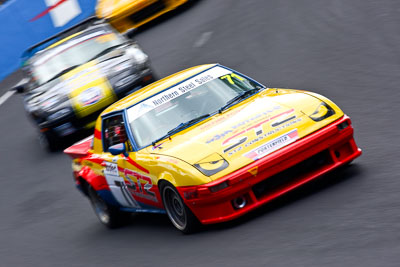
[78,176,90,197]
[78,166,109,195]
[157,171,178,189]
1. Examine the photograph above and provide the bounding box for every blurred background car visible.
[13,17,155,150]
[96,0,190,32]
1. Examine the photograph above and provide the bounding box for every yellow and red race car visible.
[96,0,190,32]
[65,64,362,233]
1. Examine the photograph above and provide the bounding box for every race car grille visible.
[129,0,166,24]
[252,150,333,199]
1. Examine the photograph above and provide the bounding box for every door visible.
[101,113,162,210]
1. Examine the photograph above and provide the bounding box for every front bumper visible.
[177,115,362,225]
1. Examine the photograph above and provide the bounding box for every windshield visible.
[29,26,124,85]
[126,66,261,148]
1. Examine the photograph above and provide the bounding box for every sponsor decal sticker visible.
[226,117,302,156]
[127,66,232,121]
[79,87,102,106]
[102,159,158,208]
[206,105,285,144]
[271,115,297,127]
[244,129,299,160]
[152,142,164,150]
[223,137,247,153]
[103,162,142,208]
[104,162,119,176]
[124,169,158,203]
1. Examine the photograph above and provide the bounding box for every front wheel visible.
[88,186,129,228]
[161,183,199,234]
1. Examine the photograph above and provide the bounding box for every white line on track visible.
[0,90,16,107]
[193,31,213,48]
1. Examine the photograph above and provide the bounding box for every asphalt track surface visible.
[1,1,400,266]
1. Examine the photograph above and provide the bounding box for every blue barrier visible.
[0,0,97,81]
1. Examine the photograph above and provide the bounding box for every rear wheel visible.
[88,186,129,228]
[161,183,199,234]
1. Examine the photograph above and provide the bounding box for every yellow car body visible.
[65,64,361,233]
[96,0,189,32]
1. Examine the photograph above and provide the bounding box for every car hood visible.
[146,89,344,180]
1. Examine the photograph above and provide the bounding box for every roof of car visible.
[102,63,218,114]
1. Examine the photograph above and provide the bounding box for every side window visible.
[102,114,129,152]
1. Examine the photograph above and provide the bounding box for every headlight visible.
[194,153,229,176]
[309,102,335,122]
[126,44,149,67]
[106,60,138,89]
[108,66,138,89]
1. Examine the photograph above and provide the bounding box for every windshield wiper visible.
[45,65,80,83]
[151,114,211,146]
[218,88,261,114]
[89,43,126,61]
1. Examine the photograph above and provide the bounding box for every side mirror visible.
[109,143,128,157]
[11,78,29,93]
[124,28,137,39]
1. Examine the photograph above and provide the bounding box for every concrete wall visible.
[0,0,97,81]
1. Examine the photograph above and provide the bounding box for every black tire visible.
[38,131,59,152]
[88,186,129,229]
[161,182,200,234]
[148,70,158,83]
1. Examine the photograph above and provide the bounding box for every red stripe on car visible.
[126,157,150,174]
